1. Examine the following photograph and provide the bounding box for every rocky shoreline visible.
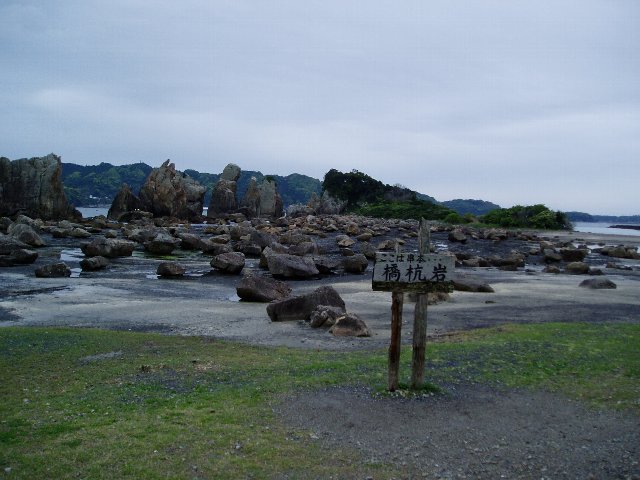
[1,211,639,349]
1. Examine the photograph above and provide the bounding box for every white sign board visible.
[372,252,455,292]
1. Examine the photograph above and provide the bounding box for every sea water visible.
[572,222,640,237]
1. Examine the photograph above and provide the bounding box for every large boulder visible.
[7,223,46,247]
[0,154,79,220]
[81,238,136,258]
[220,163,241,182]
[157,261,186,278]
[267,253,319,278]
[210,252,245,274]
[0,234,38,266]
[236,276,292,302]
[143,233,180,255]
[266,285,345,321]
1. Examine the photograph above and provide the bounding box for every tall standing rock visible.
[137,160,206,221]
[208,163,241,217]
[258,178,284,217]
[0,154,79,220]
[239,177,261,217]
[107,184,143,220]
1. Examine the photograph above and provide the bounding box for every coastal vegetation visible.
[1,323,637,478]
[481,204,571,230]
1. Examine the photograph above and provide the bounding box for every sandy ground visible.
[1,231,639,350]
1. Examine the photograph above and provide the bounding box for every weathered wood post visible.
[388,289,403,392]
[411,219,430,389]
[372,228,453,392]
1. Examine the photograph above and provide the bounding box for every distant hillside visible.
[566,212,640,224]
[441,199,501,216]
[61,162,322,207]
[62,162,153,206]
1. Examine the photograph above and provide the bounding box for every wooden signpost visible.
[372,219,454,391]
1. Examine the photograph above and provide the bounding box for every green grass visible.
[1,322,638,478]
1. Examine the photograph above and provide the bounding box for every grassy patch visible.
[1,323,638,478]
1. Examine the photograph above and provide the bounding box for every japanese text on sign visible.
[372,252,454,292]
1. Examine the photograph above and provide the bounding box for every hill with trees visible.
[61,162,322,207]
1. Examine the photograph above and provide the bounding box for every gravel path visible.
[275,384,640,479]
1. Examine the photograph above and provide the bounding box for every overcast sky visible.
[1,1,638,215]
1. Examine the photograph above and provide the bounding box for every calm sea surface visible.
[572,222,640,237]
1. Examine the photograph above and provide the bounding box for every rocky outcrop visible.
[138,160,206,220]
[107,184,143,220]
[239,177,261,217]
[208,163,241,217]
[0,154,79,220]
[258,178,284,217]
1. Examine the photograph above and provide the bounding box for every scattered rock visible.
[210,252,245,274]
[309,305,346,328]
[579,278,617,289]
[565,261,590,275]
[143,233,180,255]
[267,254,319,279]
[343,254,369,274]
[157,261,186,278]
[236,276,292,302]
[452,276,494,293]
[80,256,109,271]
[329,313,372,337]
[267,285,345,321]
[35,262,71,278]
[7,223,46,247]
[81,238,136,258]
[559,248,588,262]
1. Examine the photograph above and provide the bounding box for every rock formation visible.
[239,177,284,218]
[0,154,79,220]
[107,184,142,220]
[138,160,206,220]
[208,163,241,217]
[108,160,206,221]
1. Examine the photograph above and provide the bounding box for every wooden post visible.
[388,243,403,392]
[388,290,403,391]
[411,219,430,389]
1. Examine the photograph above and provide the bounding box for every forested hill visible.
[61,162,322,207]
[566,212,640,224]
